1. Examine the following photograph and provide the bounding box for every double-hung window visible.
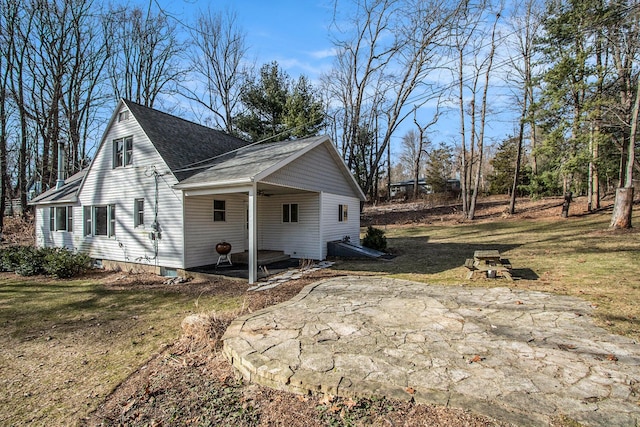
[282,203,298,223]
[113,136,133,168]
[49,206,73,232]
[213,200,226,222]
[84,204,116,237]
[134,199,144,227]
[338,204,348,222]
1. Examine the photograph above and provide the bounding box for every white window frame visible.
[134,198,145,228]
[49,206,73,232]
[213,199,226,222]
[118,110,130,122]
[113,136,133,168]
[282,203,299,223]
[338,204,348,222]
[84,204,116,237]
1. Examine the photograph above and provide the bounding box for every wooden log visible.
[610,187,634,229]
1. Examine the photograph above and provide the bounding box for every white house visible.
[30,100,366,283]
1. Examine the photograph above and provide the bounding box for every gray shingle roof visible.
[178,136,326,186]
[124,100,251,181]
[29,169,87,205]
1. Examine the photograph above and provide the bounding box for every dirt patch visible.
[362,195,598,226]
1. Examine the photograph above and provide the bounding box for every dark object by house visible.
[327,240,388,259]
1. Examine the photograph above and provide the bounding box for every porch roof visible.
[175,136,327,189]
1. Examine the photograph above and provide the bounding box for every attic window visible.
[118,110,129,122]
[113,136,133,168]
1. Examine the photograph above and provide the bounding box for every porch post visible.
[248,184,258,284]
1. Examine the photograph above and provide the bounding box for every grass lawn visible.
[1,198,639,426]
[0,273,246,426]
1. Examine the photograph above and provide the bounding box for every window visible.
[118,110,129,122]
[84,204,116,237]
[213,200,226,222]
[134,199,144,227]
[84,206,91,236]
[283,203,298,223]
[94,206,108,236]
[49,206,73,232]
[113,136,133,168]
[339,204,348,222]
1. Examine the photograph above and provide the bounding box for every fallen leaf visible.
[329,404,341,413]
[343,398,357,409]
[319,394,334,405]
[406,387,415,395]
[468,355,483,363]
[607,354,618,362]
[515,301,523,305]
[297,395,309,402]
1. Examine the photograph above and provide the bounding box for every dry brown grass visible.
[2,196,637,426]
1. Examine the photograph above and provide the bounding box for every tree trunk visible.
[610,61,640,229]
[561,191,572,218]
[610,187,634,229]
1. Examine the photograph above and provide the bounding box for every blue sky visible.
[161,0,337,82]
[153,0,520,165]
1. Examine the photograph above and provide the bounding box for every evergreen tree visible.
[535,0,601,194]
[488,137,518,195]
[424,144,454,194]
[234,62,325,142]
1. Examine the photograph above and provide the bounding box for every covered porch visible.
[180,182,322,284]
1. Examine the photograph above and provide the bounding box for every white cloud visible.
[309,47,337,60]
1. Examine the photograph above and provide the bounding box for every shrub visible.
[43,248,92,279]
[14,246,47,276]
[362,226,387,252]
[0,246,22,272]
[0,246,91,278]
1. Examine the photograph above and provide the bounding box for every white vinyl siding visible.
[77,105,184,268]
[183,194,246,268]
[258,193,320,260]
[320,193,360,259]
[262,144,358,197]
[35,203,81,250]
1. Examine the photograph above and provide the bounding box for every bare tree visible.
[105,3,185,108]
[60,0,110,175]
[0,0,16,229]
[324,0,463,199]
[29,0,75,190]
[506,0,542,214]
[452,1,503,219]
[6,0,34,214]
[399,129,424,199]
[186,8,250,133]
